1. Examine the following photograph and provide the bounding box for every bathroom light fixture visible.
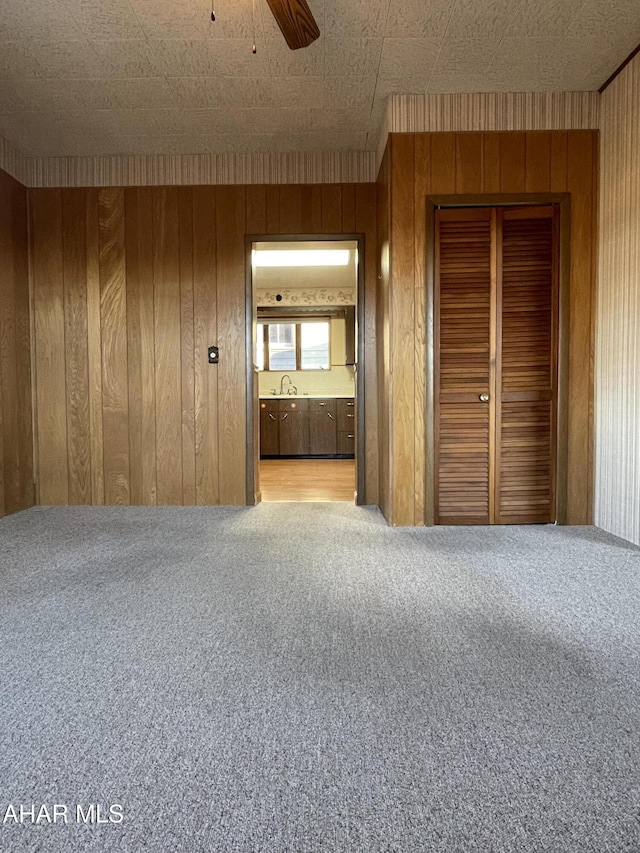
[253,249,350,267]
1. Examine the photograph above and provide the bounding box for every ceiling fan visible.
[263,0,320,50]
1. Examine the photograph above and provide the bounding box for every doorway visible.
[245,236,364,504]
[434,204,560,524]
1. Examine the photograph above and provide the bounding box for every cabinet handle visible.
[347,434,354,439]
[328,412,334,419]
[347,401,354,407]
[347,413,354,418]
[319,401,326,407]
[281,413,288,420]
[268,413,276,421]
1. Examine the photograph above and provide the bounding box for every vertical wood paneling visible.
[31,188,69,505]
[193,186,218,505]
[499,132,526,192]
[566,131,595,524]
[0,169,33,517]
[390,134,416,524]
[125,187,157,506]
[596,54,640,545]
[525,132,552,192]
[356,182,379,506]
[153,187,183,505]
[341,184,356,232]
[321,185,342,231]
[430,135,457,194]
[413,134,431,524]
[550,132,568,191]
[99,187,130,505]
[11,182,33,511]
[246,185,267,234]
[124,188,144,505]
[62,189,91,504]
[300,185,322,232]
[139,188,157,504]
[0,176,18,513]
[483,134,501,193]
[376,145,391,520]
[279,185,302,233]
[455,133,483,194]
[383,130,597,525]
[179,187,196,505]
[30,180,378,510]
[86,188,105,504]
[265,186,280,233]
[216,187,247,504]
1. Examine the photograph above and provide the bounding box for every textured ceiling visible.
[0,0,638,158]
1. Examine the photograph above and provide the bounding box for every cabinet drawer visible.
[278,398,308,412]
[337,398,355,431]
[337,430,355,456]
[309,398,336,415]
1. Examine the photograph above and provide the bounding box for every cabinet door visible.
[279,399,309,456]
[436,208,492,524]
[497,208,557,524]
[309,399,337,455]
[337,430,355,456]
[259,401,279,457]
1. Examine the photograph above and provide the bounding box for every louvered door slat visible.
[436,208,492,524]
[497,208,557,523]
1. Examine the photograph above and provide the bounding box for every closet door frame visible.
[425,193,571,526]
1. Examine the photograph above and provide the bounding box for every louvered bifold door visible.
[435,208,493,524]
[435,205,558,525]
[496,207,558,523]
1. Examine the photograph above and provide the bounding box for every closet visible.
[435,205,559,524]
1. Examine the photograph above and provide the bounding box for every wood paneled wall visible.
[376,147,391,520]
[380,130,598,526]
[596,55,640,546]
[0,168,33,517]
[30,184,378,507]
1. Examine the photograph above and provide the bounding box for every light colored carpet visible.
[1,504,639,852]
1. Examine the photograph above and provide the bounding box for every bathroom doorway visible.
[245,236,364,504]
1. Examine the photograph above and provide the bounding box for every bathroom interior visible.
[252,239,358,502]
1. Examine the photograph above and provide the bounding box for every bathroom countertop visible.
[259,394,354,399]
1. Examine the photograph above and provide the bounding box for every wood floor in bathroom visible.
[259,459,356,502]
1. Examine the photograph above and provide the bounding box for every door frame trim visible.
[425,193,571,525]
[244,233,366,506]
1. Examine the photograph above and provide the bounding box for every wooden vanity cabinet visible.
[259,397,355,458]
[309,399,337,455]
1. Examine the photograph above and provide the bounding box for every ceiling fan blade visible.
[264,0,320,50]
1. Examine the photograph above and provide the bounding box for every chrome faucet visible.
[279,374,297,395]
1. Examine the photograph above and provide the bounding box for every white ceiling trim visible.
[389,91,600,133]
[27,150,376,187]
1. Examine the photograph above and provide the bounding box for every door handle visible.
[479,393,489,402]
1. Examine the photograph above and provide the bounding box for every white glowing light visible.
[253,249,350,267]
